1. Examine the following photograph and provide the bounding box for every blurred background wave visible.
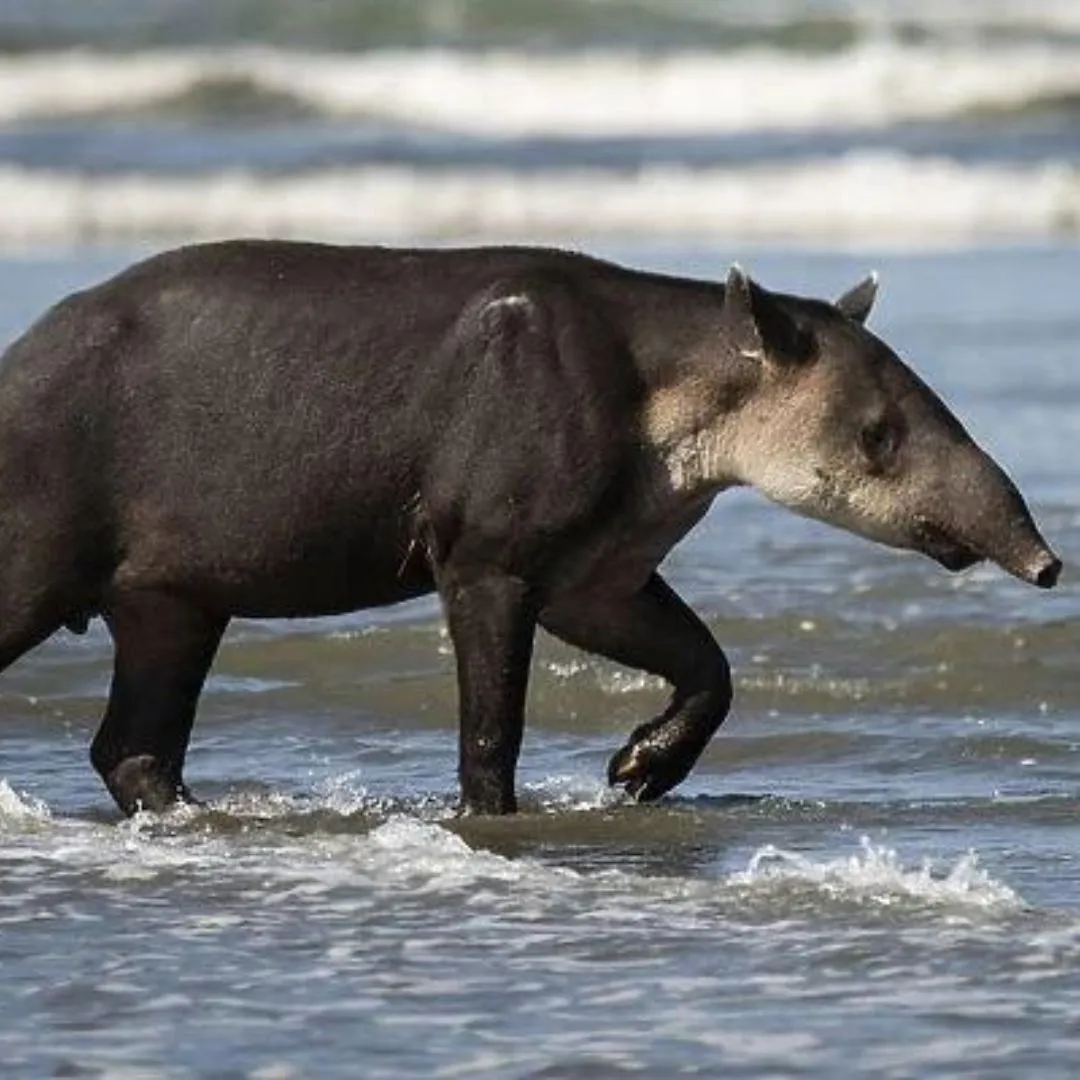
[1,0,1079,249]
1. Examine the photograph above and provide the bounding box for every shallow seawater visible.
[0,241,1077,1079]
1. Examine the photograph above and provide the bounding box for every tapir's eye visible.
[859,418,899,469]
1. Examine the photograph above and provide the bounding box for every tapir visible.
[0,242,1061,815]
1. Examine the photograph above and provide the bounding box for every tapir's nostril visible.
[1033,554,1062,590]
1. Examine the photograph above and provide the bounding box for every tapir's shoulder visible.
[430,264,644,411]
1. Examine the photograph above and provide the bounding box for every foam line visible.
[0,42,1079,135]
[0,154,1077,248]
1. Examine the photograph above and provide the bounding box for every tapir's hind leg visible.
[541,573,733,802]
[91,590,226,815]
[0,620,64,675]
[0,550,96,675]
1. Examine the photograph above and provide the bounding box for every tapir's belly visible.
[211,550,437,619]
[110,494,437,619]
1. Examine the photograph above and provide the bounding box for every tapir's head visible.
[691,266,1061,588]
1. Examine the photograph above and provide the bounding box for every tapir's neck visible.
[590,270,749,500]
[591,267,729,385]
[639,388,743,498]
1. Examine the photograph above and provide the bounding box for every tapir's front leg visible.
[439,568,538,815]
[542,573,732,801]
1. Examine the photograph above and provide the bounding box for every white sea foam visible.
[362,816,582,890]
[107,811,582,896]
[198,772,618,819]
[0,778,50,828]
[546,656,663,694]
[102,819,1022,917]
[520,773,625,812]
[0,154,1077,249]
[0,41,1078,134]
[0,770,1023,916]
[0,774,1026,924]
[732,836,1022,910]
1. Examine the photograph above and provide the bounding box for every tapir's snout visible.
[1006,542,1061,590]
[914,445,1062,590]
[1034,552,1063,589]
[912,515,1061,588]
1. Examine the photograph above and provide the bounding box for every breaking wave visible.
[3,154,1078,249]
[731,837,1022,911]
[0,776,1023,919]
[0,779,50,829]
[2,42,1080,134]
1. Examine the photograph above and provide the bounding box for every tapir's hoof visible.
[456,785,518,817]
[607,733,692,803]
[607,741,655,801]
[106,755,190,816]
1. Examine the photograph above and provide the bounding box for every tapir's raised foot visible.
[608,709,713,802]
[542,572,733,805]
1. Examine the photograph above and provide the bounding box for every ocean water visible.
[0,0,1078,247]
[0,3,1079,1079]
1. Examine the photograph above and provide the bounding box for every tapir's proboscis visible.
[0,243,1061,815]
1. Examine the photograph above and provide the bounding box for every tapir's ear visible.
[835,272,879,324]
[721,264,760,354]
[722,264,806,364]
